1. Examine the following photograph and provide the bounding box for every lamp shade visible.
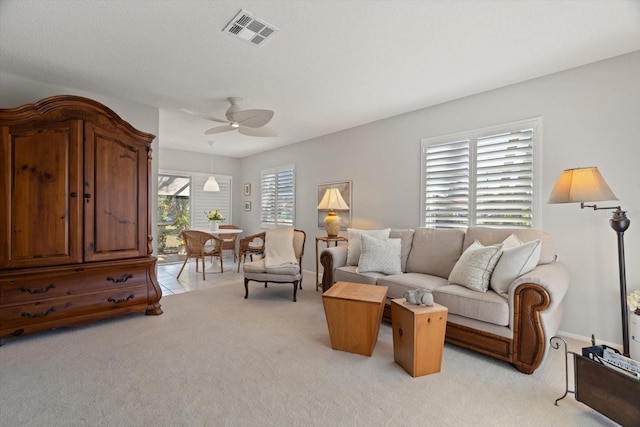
[548,167,618,204]
[203,176,220,192]
[317,188,350,210]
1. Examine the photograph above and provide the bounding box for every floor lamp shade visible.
[548,167,618,204]
[549,166,631,357]
[317,188,349,237]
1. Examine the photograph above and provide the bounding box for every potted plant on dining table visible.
[206,210,225,231]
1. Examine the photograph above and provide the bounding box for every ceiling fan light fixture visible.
[231,123,240,128]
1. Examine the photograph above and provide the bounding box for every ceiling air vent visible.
[223,9,279,47]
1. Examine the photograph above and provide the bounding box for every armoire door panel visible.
[84,122,147,261]
[0,120,83,268]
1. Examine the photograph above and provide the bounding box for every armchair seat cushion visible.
[433,284,509,326]
[243,259,300,276]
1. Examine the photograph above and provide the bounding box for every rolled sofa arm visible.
[508,261,571,374]
[319,245,348,292]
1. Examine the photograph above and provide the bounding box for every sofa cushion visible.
[356,234,402,275]
[405,228,465,278]
[448,241,503,292]
[377,273,448,300]
[389,229,415,272]
[490,238,542,297]
[464,227,555,265]
[346,228,391,265]
[334,266,384,285]
[433,284,510,326]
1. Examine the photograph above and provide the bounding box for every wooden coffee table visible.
[391,298,448,377]
[322,281,388,356]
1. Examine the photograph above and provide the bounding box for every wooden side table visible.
[315,235,347,291]
[322,281,388,356]
[391,298,448,377]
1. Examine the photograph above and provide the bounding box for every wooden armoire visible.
[0,95,163,344]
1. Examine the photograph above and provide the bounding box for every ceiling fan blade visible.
[238,125,277,137]
[181,109,230,124]
[204,125,236,135]
[227,109,274,128]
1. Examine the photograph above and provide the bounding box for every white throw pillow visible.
[356,234,402,275]
[346,228,391,265]
[448,241,503,292]
[490,239,542,296]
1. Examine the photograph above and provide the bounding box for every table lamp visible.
[317,188,350,237]
[548,166,631,356]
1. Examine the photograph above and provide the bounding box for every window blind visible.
[421,118,539,229]
[423,138,470,229]
[191,175,232,230]
[261,165,295,228]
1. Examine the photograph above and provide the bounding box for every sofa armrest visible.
[507,261,570,374]
[319,245,348,292]
[509,262,570,311]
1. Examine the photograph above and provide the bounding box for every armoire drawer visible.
[0,285,148,330]
[0,264,149,305]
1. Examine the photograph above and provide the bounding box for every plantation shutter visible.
[421,118,540,229]
[475,127,534,227]
[423,139,470,229]
[191,175,232,230]
[261,165,295,228]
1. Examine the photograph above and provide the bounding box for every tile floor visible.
[156,255,246,296]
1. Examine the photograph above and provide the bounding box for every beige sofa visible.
[320,227,570,374]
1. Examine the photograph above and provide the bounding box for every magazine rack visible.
[551,336,640,426]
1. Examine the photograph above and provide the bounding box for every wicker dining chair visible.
[237,232,265,272]
[177,230,224,280]
[218,225,240,262]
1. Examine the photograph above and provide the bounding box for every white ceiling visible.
[1,1,639,158]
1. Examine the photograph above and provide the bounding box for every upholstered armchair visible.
[243,228,306,301]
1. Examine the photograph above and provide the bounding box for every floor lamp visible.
[548,167,631,357]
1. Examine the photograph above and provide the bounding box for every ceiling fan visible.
[182,97,277,137]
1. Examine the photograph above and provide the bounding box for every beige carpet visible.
[0,281,615,427]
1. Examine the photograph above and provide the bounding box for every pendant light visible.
[204,141,220,192]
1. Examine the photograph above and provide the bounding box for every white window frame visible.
[420,118,542,229]
[260,164,295,229]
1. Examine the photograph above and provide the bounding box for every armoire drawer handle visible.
[20,283,56,294]
[21,307,56,318]
[106,274,133,283]
[108,294,135,304]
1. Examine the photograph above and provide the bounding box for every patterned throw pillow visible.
[356,234,402,275]
[448,240,503,292]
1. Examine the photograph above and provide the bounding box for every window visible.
[260,165,295,228]
[421,118,541,229]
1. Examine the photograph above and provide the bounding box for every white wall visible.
[240,51,640,347]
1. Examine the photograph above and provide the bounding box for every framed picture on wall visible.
[317,180,352,230]
[244,201,251,211]
[243,183,251,196]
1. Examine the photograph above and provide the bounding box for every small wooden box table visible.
[391,298,448,377]
[322,281,388,356]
